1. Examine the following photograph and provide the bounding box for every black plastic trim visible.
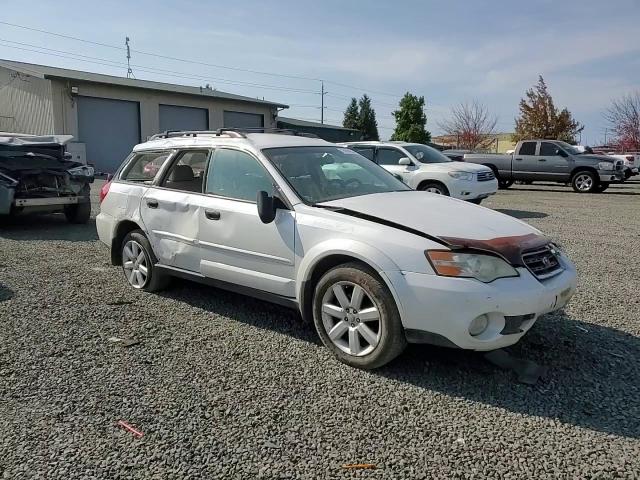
[404,329,461,348]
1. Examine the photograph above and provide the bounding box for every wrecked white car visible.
[0,134,94,223]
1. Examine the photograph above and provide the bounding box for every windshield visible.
[262,146,410,204]
[555,141,581,155]
[403,144,451,164]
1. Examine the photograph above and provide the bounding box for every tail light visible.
[99,181,111,204]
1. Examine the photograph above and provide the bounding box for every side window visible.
[519,142,537,156]
[205,149,273,202]
[353,147,374,161]
[376,148,406,165]
[161,150,210,193]
[540,142,559,156]
[120,152,171,182]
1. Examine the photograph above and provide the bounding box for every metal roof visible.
[0,59,289,109]
[277,116,359,131]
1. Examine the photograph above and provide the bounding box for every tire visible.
[571,170,598,193]
[624,169,632,180]
[418,181,450,196]
[64,201,91,224]
[498,179,514,189]
[468,198,482,205]
[121,230,170,292]
[312,262,407,369]
[595,182,610,193]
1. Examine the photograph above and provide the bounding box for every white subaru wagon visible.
[97,130,577,369]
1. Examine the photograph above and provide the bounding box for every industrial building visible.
[0,59,288,173]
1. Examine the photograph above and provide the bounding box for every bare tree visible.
[604,91,640,151]
[438,100,498,150]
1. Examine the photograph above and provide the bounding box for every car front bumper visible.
[598,170,625,182]
[449,178,499,201]
[384,254,577,351]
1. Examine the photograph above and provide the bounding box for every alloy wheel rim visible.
[123,240,148,289]
[321,281,381,357]
[575,174,593,191]
[425,186,443,194]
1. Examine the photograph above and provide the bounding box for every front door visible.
[375,147,415,183]
[197,148,296,298]
[537,141,572,181]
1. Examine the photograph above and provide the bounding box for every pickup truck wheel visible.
[121,230,170,292]
[624,169,632,180]
[313,262,407,369]
[595,182,610,193]
[418,182,449,196]
[571,171,598,193]
[64,201,91,224]
[498,179,514,189]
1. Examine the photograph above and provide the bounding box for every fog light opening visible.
[469,314,489,337]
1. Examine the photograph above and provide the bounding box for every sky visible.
[1,0,639,144]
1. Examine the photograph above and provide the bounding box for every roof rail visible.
[148,128,319,141]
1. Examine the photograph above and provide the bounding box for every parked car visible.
[0,133,94,223]
[97,129,577,369]
[338,141,498,204]
[441,149,472,162]
[605,152,638,179]
[463,140,625,192]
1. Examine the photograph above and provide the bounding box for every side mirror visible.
[557,149,568,158]
[257,190,277,224]
[398,157,411,166]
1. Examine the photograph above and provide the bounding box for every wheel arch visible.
[416,178,449,193]
[297,243,404,324]
[570,165,599,179]
[110,220,144,265]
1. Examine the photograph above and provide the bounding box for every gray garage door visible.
[77,96,140,174]
[159,104,209,132]
[223,111,264,129]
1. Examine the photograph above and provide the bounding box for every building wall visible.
[0,66,54,134]
[48,78,278,139]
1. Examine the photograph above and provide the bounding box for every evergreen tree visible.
[390,92,431,143]
[358,94,379,141]
[343,97,360,130]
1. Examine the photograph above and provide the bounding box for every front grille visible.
[615,161,623,171]
[477,171,495,182]
[522,244,563,280]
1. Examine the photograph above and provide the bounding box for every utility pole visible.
[125,37,134,78]
[320,81,327,124]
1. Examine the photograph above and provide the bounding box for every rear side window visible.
[205,149,273,202]
[352,147,375,161]
[519,142,537,155]
[161,150,210,193]
[376,148,406,165]
[120,152,171,182]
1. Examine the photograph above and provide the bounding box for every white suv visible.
[339,141,498,204]
[97,129,577,369]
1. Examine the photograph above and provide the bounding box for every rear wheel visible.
[312,263,406,369]
[64,201,91,224]
[498,178,514,189]
[121,230,170,292]
[418,181,450,196]
[571,170,598,193]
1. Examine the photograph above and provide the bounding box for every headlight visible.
[426,250,519,283]
[448,171,474,181]
[598,162,614,171]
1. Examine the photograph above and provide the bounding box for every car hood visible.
[319,191,550,264]
[577,154,615,163]
[415,162,491,173]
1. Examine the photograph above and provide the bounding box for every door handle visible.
[538,158,547,162]
[205,209,221,221]
[146,199,159,208]
[515,158,523,161]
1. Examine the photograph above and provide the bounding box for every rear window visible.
[120,152,172,182]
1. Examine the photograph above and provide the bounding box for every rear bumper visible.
[13,196,87,207]
[96,211,116,247]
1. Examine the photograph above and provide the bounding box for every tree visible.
[343,98,360,130]
[358,94,379,140]
[437,100,497,150]
[513,76,583,144]
[390,93,431,143]
[604,91,640,150]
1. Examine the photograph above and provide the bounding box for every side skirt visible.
[155,264,300,310]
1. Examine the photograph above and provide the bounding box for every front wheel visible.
[418,182,450,196]
[571,170,598,193]
[498,179,514,189]
[468,198,482,205]
[121,230,170,292]
[312,263,407,369]
[595,182,610,193]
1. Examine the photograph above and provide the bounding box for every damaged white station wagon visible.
[97,129,577,369]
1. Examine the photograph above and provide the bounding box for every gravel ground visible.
[1,179,639,479]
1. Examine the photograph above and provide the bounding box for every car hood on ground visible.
[319,191,549,263]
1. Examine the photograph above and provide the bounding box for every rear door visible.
[513,141,538,180]
[538,141,572,181]
[197,148,296,297]
[140,149,211,272]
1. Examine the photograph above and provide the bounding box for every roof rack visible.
[149,128,319,141]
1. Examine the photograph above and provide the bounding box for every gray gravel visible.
[1,179,639,479]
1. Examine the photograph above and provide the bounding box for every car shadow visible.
[0,214,99,242]
[0,282,13,302]
[156,278,639,439]
[495,209,548,219]
[375,310,640,439]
